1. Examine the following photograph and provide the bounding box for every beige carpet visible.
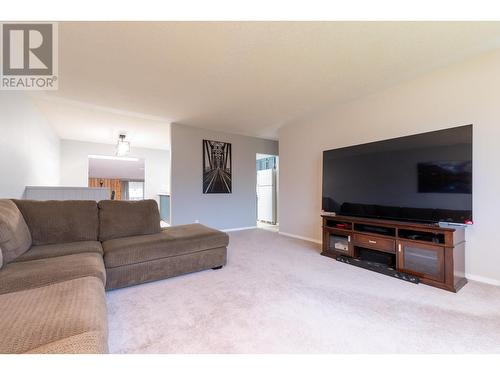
[107,229,500,353]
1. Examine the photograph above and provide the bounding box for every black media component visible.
[336,255,419,284]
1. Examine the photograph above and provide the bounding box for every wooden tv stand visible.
[321,214,467,292]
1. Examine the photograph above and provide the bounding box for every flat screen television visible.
[322,125,473,224]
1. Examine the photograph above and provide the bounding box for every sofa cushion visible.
[0,277,108,354]
[14,241,103,263]
[0,252,106,295]
[0,199,32,263]
[13,200,99,245]
[103,223,229,268]
[98,199,161,241]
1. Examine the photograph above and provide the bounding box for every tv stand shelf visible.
[321,214,467,292]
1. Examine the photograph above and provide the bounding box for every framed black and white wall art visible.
[203,139,232,194]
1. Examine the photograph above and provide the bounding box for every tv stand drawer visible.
[353,233,395,253]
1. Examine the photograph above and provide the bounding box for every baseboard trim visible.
[279,231,322,244]
[222,226,257,232]
[465,273,500,286]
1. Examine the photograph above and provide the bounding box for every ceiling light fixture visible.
[88,155,139,162]
[116,134,131,156]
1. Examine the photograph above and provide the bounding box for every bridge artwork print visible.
[203,139,232,194]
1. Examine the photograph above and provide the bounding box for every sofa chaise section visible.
[100,203,229,289]
[103,224,229,267]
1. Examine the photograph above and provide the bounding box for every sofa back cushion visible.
[13,200,99,246]
[0,199,32,263]
[98,200,161,241]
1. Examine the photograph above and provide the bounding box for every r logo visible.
[2,23,53,76]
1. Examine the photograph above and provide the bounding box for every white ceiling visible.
[31,94,171,150]
[36,21,500,143]
[88,157,145,180]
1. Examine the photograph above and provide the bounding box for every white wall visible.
[0,92,60,198]
[170,123,279,230]
[60,140,170,203]
[279,49,500,285]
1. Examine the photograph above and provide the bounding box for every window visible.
[128,181,145,200]
[256,156,276,171]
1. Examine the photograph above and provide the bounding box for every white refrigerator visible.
[257,169,277,224]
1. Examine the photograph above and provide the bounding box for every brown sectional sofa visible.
[0,199,228,354]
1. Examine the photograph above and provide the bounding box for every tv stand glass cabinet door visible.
[324,227,353,257]
[397,240,445,282]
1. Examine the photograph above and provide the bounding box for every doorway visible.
[256,153,278,232]
[88,155,145,201]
